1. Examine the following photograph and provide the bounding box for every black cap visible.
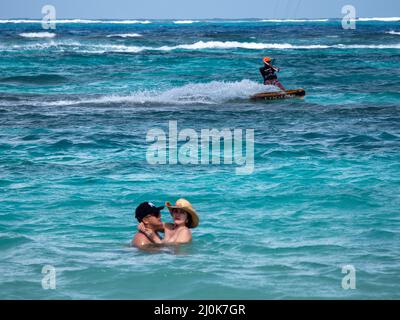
[135,202,164,222]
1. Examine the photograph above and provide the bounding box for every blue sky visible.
[0,0,399,19]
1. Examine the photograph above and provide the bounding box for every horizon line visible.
[1,16,399,20]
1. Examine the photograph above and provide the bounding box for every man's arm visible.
[270,64,280,72]
[264,63,280,72]
[259,67,266,78]
[158,222,166,233]
[132,232,153,248]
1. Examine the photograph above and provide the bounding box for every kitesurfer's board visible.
[251,88,306,101]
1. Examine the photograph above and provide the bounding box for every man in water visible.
[131,202,164,248]
[260,56,286,91]
[138,198,199,245]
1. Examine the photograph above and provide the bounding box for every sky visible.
[0,0,399,19]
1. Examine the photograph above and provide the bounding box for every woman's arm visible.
[138,223,163,244]
[157,222,166,233]
[143,229,163,244]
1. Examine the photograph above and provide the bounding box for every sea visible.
[0,18,399,299]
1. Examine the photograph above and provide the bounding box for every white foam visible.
[208,20,255,23]
[157,41,400,51]
[89,44,148,53]
[0,41,80,52]
[46,19,103,24]
[386,31,400,35]
[334,43,400,49]
[260,19,329,22]
[2,40,399,54]
[108,20,151,24]
[358,17,400,22]
[0,42,146,54]
[158,41,330,51]
[28,80,276,107]
[1,18,399,24]
[106,33,142,38]
[0,19,43,23]
[0,19,151,24]
[173,20,200,24]
[19,32,56,38]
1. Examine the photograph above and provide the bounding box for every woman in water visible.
[138,198,199,244]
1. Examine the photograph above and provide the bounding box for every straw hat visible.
[165,198,199,228]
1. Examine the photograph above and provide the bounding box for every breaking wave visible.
[173,20,200,24]
[2,40,399,54]
[0,19,151,24]
[259,19,329,22]
[106,33,142,38]
[1,18,400,24]
[358,17,400,22]
[12,80,276,107]
[19,32,56,38]
[76,41,400,53]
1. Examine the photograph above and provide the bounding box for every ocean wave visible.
[259,19,329,22]
[358,17,400,22]
[0,42,145,54]
[158,41,400,51]
[173,20,200,24]
[0,19,48,23]
[335,44,400,49]
[91,44,148,53]
[0,41,80,52]
[386,31,400,35]
[107,20,151,24]
[20,80,275,106]
[19,32,56,38]
[106,33,142,38]
[1,18,399,24]
[0,19,151,24]
[167,41,294,50]
[0,74,68,85]
[69,41,288,53]
[0,233,32,250]
[3,40,399,54]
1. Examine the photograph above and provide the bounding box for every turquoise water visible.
[0,19,400,299]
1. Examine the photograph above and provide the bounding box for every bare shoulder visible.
[176,227,192,243]
[132,232,151,248]
[179,226,191,234]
